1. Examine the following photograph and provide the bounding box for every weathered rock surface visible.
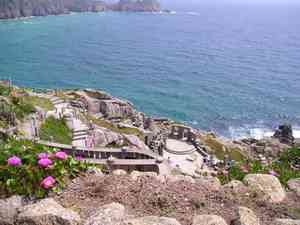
[122,216,181,225]
[223,180,248,195]
[112,169,127,176]
[84,202,125,225]
[94,127,123,147]
[116,0,160,12]
[195,176,221,191]
[243,174,286,203]
[0,195,23,225]
[273,124,294,145]
[232,207,260,225]
[287,178,300,197]
[130,170,157,181]
[192,215,228,225]
[124,134,148,150]
[274,219,300,225]
[0,0,107,19]
[166,175,195,184]
[17,198,81,225]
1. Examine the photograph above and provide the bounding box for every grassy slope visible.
[39,116,72,144]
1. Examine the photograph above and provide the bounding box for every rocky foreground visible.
[0,0,161,19]
[1,171,300,225]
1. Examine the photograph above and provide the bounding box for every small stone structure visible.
[169,124,197,142]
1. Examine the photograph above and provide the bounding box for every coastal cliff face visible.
[0,0,160,19]
[0,0,106,19]
[115,0,160,12]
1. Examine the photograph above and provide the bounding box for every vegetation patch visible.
[22,96,54,111]
[39,117,72,145]
[201,136,245,162]
[87,115,144,141]
[218,147,300,186]
[0,139,87,198]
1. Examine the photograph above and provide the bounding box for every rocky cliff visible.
[0,0,106,19]
[0,0,160,19]
[115,0,160,12]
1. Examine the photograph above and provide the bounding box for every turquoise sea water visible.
[0,3,300,138]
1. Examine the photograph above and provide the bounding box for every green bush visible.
[0,139,87,198]
[218,147,300,186]
[39,117,72,145]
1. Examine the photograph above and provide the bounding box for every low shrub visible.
[0,139,87,198]
[218,147,300,186]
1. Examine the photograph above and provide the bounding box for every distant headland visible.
[0,0,161,19]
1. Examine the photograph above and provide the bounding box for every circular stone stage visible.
[165,139,196,155]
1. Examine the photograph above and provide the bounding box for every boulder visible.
[192,215,228,225]
[112,169,127,176]
[232,207,260,225]
[124,134,148,150]
[274,219,300,225]
[166,175,195,184]
[130,171,157,181]
[122,216,181,225]
[84,203,125,225]
[0,195,23,225]
[17,198,81,225]
[273,124,294,145]
[287,178,300,197]
[196,176,221,191]
[243,174,286,203]
[94,128,123,147]
[223,180,248,195]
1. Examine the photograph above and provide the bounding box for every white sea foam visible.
[229,126,300,140]
[187,12,200,16]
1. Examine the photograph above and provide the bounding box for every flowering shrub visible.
[0,139,88,198]
[218,147,300,186]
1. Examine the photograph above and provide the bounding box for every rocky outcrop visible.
[195,176,221,191]
[84,202,126,225]
[274,219,300,225]
[122,216,181,225]
[273,124,294,145]
[287,178,300,197]
[222,180,248,195]
[0,195,23,225]
[112,169,127,175]
[115,0,160,12]
[17,198,81,225]
[124,134,148,150]
[130,170,157,180]
[232,207,260,225]
[192,215,228,225]
[94,127,124,147]
[243,174,286,203]
[0,0,106,19]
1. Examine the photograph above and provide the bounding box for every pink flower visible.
[37,153,48,159]
[40,176,56,189]
[38,158,53,168]
[222,170,229,176]
[54,151,68,160]
[7,156,22,167]
[269,170,278,177]
[240,166,249,173]
[75,156,83,161]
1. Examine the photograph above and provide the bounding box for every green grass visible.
[0,84,11,96]
[22,96,54,111]
[87,115,144,141]
[202,136,246,162]
[39,116,72,145]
